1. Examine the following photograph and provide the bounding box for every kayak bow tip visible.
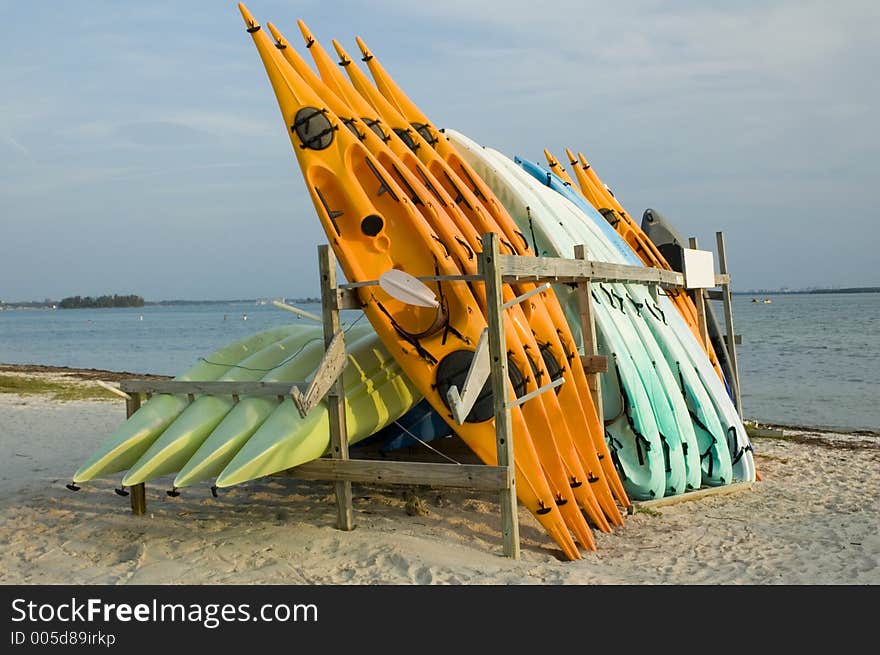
[331,38,353,65]
[237,3,260,32]
[265,21,287,48]
[354,35,373,61]
[297,18,316,47]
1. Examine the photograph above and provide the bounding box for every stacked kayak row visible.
[71,4,754,560]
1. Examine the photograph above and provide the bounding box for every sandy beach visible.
[1,366,877,585]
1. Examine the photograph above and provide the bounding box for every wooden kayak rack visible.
[114,231,742,560]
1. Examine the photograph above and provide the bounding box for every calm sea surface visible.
[1,294,878,431]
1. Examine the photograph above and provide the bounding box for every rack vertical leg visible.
[318,245,354,531]
[573,245,603,426]
[481,232,520,559]
[125,394,146,516]
[716,231,743,418]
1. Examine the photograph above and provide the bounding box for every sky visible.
[1,0,877,301]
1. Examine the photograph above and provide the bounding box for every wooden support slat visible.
[319,245,354,532]
[336,288,362,310]
[716,231,743,417]
[630,482,754,511]
[492,253,684,286]
[706,290,723,301]
[580,355,608,374]
[125,394,146,516]
[481,232,520,559]
[573,245,604,427]
[447,329,491,425]
[502,282,551,310]
[272,300,322,322]
[291,329,347,418]
[688,237,710,351]
[507,378,565,409]
[97,380,131,400]
[119,380,306,396]
[279,459,510,491]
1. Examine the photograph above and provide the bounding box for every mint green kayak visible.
[487,149,704,492]
[71,325,299,484]
[120,324,331,486]
[443,130,672,500]
[509,153,736,486]
[172,323,376,488]
[503,155,715,490]
[215,325,421,488]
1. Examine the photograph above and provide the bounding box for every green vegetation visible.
[59,294,144,309]
[0,375,118,401]
[633,505,663,517]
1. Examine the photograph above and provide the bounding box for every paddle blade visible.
[379,269,439,308]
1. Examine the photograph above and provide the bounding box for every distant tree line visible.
[59,294,145,309]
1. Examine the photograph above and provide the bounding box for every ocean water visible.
[1,294,878,432]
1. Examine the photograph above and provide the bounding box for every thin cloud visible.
[4,136,31,160]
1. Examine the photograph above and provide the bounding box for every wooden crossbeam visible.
[488,253,684,286]
[630,482,754,511]
[279,459,510,491]
[119,380,304,396]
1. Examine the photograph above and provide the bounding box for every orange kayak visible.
[276,21,601,545]
[351,37,629,515]
[238,4,583,559]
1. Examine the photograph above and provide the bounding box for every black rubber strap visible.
[375,300,440,365]
[660,433,671,473]
[613,357,651,465]
[700,445,715,478]
[606,433,627,480]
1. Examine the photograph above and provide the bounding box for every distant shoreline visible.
[0,298,321,310]
[3,289,878,310]
[733,287,880,296]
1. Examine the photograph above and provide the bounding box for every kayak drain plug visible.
[166,487,180,498]
[114,487,129,497]
[66,482,80,492]
[210,486,219,498]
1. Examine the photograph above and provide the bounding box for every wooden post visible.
[125,394,146,516]
[481,232,520,559]
[716,231,743,418]
[318,245,354,531]
[688,237,710,350]
[573,245,603,426]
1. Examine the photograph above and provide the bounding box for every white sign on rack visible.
[682,248,716,289]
